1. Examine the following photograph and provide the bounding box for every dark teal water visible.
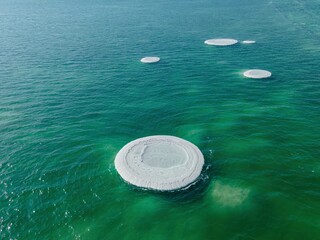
[1,0,320,239]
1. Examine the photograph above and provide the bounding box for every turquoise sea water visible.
[1,0,320,239]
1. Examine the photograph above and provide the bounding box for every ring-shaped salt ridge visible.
[140,57,160,63]
[242,40,256,44]
[204,38,238,46]
[243,69,272,79]
[115,135,204,191]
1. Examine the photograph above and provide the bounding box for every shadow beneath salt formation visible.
[130,146,219,204]
[154,136,222,204]
[157,163,215,204]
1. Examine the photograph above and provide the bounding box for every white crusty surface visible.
[140,57,160,63]
[242,40,256,44]
[243,69,272,79]
[115,135,204,191]
[204,38,238,46]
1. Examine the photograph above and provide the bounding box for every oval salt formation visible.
[204,38,238,46]
[243,69,272,79]
[242,40,256,44]
[115,135,204,191]
[140,57,160,63]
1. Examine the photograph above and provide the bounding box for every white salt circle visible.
[204,38,238,46]
[243,69,272,79]
[242,40,256,44]
[140,57,160,63]
[115,135,204,191]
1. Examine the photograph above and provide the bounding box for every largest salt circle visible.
[115,135,204,191]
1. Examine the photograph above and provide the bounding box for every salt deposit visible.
[204,38,238,46]
[243,69,272,79]
[242,40,256,44]
[115,135,204,191]
[140,57,160,63]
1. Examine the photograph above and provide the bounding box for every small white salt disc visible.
[242,40,256,44]
[204,38,238,46]
[140,57,160,63]
[243,69,272,79]
[115,135,204,191]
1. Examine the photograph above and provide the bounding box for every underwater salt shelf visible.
[212,181,251,207]
[115,135,204,191]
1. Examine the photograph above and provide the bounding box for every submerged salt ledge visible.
[212,181,251,207]
[204,38,238,46]
[115,135,204,191]
[243,69,272,79]
[140,57,160,63]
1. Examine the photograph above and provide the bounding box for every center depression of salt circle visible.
[204,38,238,46]
[115,135,204,191]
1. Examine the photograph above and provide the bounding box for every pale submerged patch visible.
[212,181,251,207]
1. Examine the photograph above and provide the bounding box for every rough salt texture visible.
[140,57,160,63]
[115,135,204,191]
[204,38,238,46]
[242,40,256,44]
[243,69,272,79]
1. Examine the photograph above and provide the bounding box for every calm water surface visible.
[0,0,320,239]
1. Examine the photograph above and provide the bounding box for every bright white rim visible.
[140,57,160,63]
[204,38,238,46]
[243,69,272,79]
[115,135,204,191]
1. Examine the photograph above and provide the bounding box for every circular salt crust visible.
[242,40,256,44]
[140,57,160,63]
[115,135,204,191]
[243,69,272,79]
[204,38,238,46]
